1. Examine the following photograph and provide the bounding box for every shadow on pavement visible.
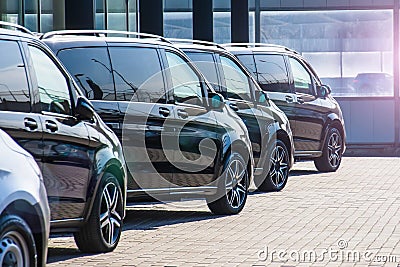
[123,209,226,231]
[289,169,319,177]
[47,247,94,264]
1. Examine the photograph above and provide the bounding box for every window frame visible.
[287,55,317,96]
[218,53,254,102]
[107,44,167,103]
[0,38,32,113]
[26,41,76,117]
[162,49,206,107]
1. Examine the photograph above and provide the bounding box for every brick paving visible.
[47,157,400,267]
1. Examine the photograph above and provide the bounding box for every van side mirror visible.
[75,97,95,120]
[255,90,269,105]
[208,92,225,110]
[317,85,331,98]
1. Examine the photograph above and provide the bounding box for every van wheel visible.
[314,127,343,172]
[207,152,248,215]
[258,140,289,192]
[74,173,123,253]
[0,215,37,267]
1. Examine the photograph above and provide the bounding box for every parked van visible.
[0,22,127,253]
[43,30,254,215]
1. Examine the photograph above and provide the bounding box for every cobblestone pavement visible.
[47,157,400,267]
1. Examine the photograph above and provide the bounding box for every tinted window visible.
[0,40,30,112]
[236,54,257,79]
[165,51,203,106]
[29,45,72,115]
[57,47,115,100]
[109,47,166,103]
[185,52,220,91]
[289,57,314,95]
[254,54,290,93]
[220,56,252,101]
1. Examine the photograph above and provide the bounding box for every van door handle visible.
[24,118,38,131]
[297,97,304,104]
[285,95,294,103]
[45,120,58,132]
[177,109,188,119]
[228,103,239,111]
[159,107,170,117]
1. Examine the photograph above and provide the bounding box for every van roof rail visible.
[0,21,33,35]
[168,38,226,50]
[41,30,172,43]
[222,43,298,53]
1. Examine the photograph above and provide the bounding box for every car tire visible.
[74,173,123,253]
[207,152,249,215]
[0,215,37,267]
[258,139,290,192]
[314,127,343,172]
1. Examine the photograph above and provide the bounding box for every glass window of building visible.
[95,0,105,29]
[0,0,20,24]
[163,0,192,39]
[40,0,52,32]
[128,0,137,32]
[24,0,38,32]
[107,0,126,31]
[260,10,393,97]
[213,0,230,43]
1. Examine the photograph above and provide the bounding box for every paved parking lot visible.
[47,157,400,267]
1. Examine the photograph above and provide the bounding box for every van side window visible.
[109,47,166,103]
[0,40,30,112]
[165,51,203,106]
[236,54,257,79]
[29,45,72,115]
[220,55,252,101]
[57,47,115,100]
[289,57,314,95]
[253,54,290,93]
[185,52,220,91]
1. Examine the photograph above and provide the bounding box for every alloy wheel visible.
[327,132,342,168]
[100,182,122,247]
[225,159,247,209]
[269,145,289,188]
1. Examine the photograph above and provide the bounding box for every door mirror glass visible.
[209,92,225,110]
[255,90,269,105]
[317,85,331,98]
[75,97,94,120]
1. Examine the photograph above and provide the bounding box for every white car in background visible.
[0,129,50,267]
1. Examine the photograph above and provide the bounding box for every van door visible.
[287,56,325,152]
[0,39,43,167]
[164,50,220,189]
[27,44,91,220]
[248,54,297,135]
[108,45,174,195]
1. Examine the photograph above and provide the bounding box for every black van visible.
[172,40,294,192]
[43,30,254,215]
[0,22,127,254]
[225,44,346,172]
